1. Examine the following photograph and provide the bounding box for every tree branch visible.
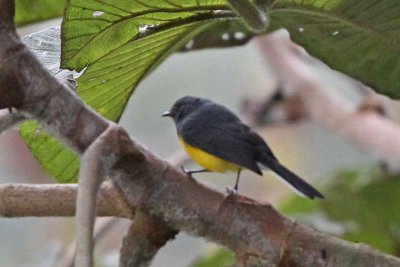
[1,1,400,266]
[0,181,132,218]
[120,210,178,267]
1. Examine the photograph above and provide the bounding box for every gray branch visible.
[0,181,132,218]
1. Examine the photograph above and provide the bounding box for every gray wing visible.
[180,103,275,174]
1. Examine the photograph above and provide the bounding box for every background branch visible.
[255,31,400,170]
[0,181,132,218]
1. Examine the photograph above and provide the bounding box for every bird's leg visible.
[227,169,241,195]
[180,165,208,178]
[234,168,241,191]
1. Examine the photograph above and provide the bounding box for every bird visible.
[162,96,323,199]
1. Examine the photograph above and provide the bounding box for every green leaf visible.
[281,170,400,255]
[191,246,235,267]
[61,0,231,71]
[75,23,210,121]
[269,0,400,98]
[179,20,253,52]
[19,121,79,183]
[61,1,236,122]
[15,0,65,26]
[173,0,400,98]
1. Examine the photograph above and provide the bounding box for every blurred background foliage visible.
[2,0,400,266]
[281,170,400,256]
[190,246,235,267]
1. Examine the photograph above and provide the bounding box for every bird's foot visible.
[226,186,238,196]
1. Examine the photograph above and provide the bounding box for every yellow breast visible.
[178,137,239,173]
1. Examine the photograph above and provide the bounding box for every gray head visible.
[162,96,209,123]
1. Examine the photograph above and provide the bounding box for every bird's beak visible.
[162,111,171,117]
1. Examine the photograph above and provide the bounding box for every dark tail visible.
[260,157,324,199]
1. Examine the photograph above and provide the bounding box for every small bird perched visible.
[163,96,323,199]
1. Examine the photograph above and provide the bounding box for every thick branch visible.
[0,181,132,218]
[120,210,178,267]
[1,2,400,266]
[256,31,400,170]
